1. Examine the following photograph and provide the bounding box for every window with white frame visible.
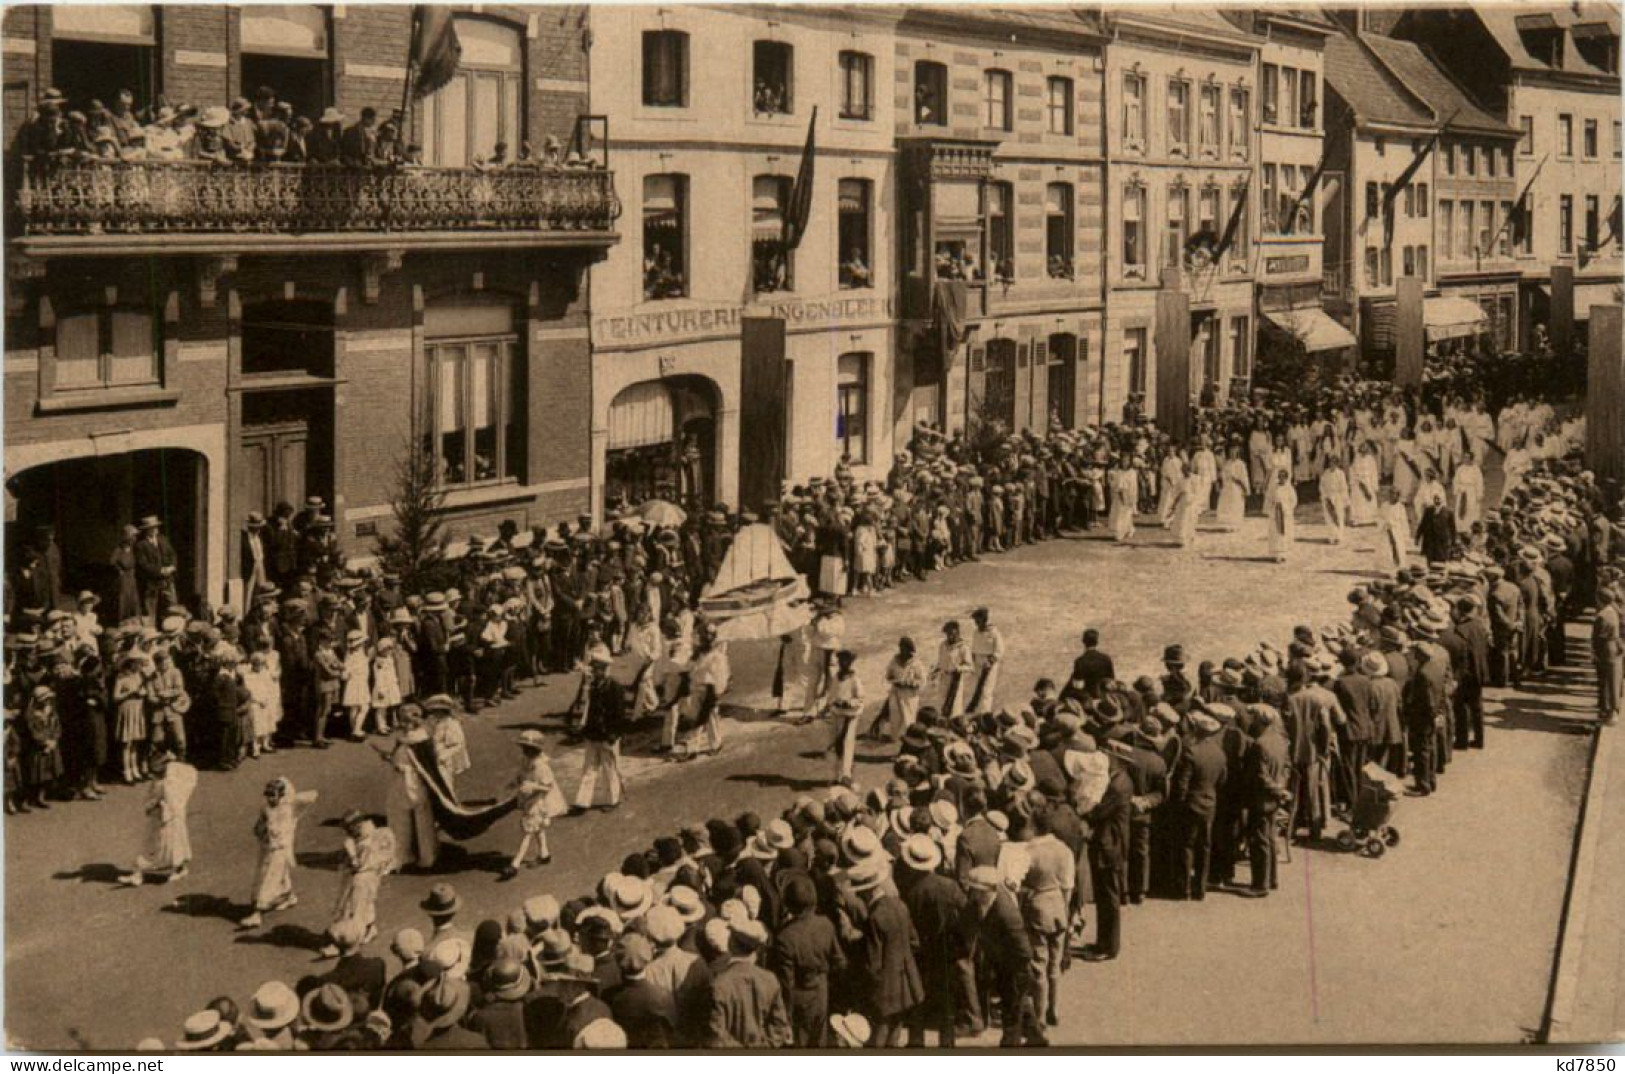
[1261,164,1278,233]
[1440,200,1454,259]
[1198,83,1220,155]
[836,353,869,463]
[753,40,793,115]
[642,30,688,107]
[422,17,522,168]
[1123,183,1147,276]
[1046,183,1074,278]
[1125,326,1148,394]
[1585,118,1599,159]
[1230,315,1250,379]
[1298,70,1317,128]
[1229,86,1250,159]
[1499,200,1513,257]
[1047,76,1074,135]
[839,51,873,121]
[1123,71,1147,150]
[984,69,1013,131]
[1168,79,1190,153]
[53,304,160,391]
[1559,114,1574,157]
[1585,194,1600,250]
[1165,184,1188,266]
[1459,200,1475,258]
[1478,198,1494,256]
[1197,186,1220,250]
[987,181,1015,281]
[1519,115,1534,155]
[423,302,523,488]
[1261,63,1278,124]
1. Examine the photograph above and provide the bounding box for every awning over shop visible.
[1262,306,1357,352]
[1424,295,1488,341]
[1538,282,1623,318]
[607,381,674,450]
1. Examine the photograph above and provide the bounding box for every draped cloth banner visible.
[1154,287,1191,442]
[403,739,517,842]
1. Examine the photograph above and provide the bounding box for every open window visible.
[838,179,873,290]
[753,40,793,116]
[836,353,870,464]
[240,6,331,124]
[49,5,158,113]
[987,181,1015,283]
[422,300,524,488]
[1045,183,1074,279]
[752,175,794,293]
[915,60,947,126]
[643,175,689,300]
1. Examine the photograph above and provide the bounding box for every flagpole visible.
[401,8,418,143]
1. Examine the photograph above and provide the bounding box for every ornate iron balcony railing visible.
[16,160,621,237]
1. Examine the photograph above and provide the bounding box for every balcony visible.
[13,160,621,258]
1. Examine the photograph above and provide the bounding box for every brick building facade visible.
[3,4,618,611]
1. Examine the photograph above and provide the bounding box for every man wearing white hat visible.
[571,649,627,813]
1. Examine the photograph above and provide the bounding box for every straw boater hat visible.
[244,981,300,1032]
[175,1009,234,1051]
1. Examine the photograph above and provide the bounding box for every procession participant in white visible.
[1349,442,1381,526]
[655,622,695,750]
[1157,450,1185,528]
[1376,487,1413,575]
[118,750,198,886]
[868,636,925,742]
[375,707,438,870]
[427,695,470,798]
[1171,468,1204,549]
[1319,459,1352,546]
[932,619,974,718]
[1190,437,1219,516]
[967,607,1004,712]
[500,730,566,881]
[240,777,319,928]
[1214,444,1250,531]
[800,599,845,719]
[680,627,731,758]
[1452,450,1485,529]
[823,650,865,787]
[1108,458,1138,542]
[1267,469,1298,564]
[322,809,397,956]
[340,629,371,741]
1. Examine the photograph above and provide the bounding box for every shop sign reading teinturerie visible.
[594,294,895,347]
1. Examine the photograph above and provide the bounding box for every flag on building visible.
[781,107,818,253]
[1212,176,1251,262]
[409,6,462,99]
[1505,154,1547,251]
[1283,151,1329,238]
[1381,127,1443,248]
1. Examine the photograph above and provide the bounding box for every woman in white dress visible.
[852,511,878,595]
[324,811,397,954]
[119,751,197,886]
[1392,434,1420,506]
[340,629,371,740]
[1190,438,1219,516]
[1172,469,1204,548]
[369,637,402,735]
[1318,459,1351,546]
[240,776,318,928]
[1376,489,1413,575]
[1267,469,1297,563]
[1349,442,1381,526]
[1215,444,1250,530]
[1452,450,1485,529]
[1263,434,1293,520]
[1157,450,1186,527]
[242,649,279,758]
[1108,458,1138,542]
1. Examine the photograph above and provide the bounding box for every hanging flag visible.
[1212,176,1251,262]
[1380,121,1448,249]
[1497,153,1547,254]
[1602,194,1622,249]
[409,6,462,99]
[781,106,818,254]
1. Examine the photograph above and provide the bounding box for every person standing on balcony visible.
[341,108,379,167]
[257,102,291,163]
[310,109,344,164]
[108,89,143,148]
[19,88,69,177]
[224,99,258,163]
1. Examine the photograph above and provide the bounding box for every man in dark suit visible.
[961,866,1045,1047]
[1064,628,1116,704]
[1332,648,1377,803]
[767,874,844,1047]
[1168,710,1227,900]
[953,788,1001,882]
[1442,596,1491,750]
[1486,565,1523,688]
[1240,705,1291,896]
[133,515,178,622]
[1121,717,1168,905]
[896,834,964,1047]
[417,595,451,697]
[276,603,315,747]
[467,958,536,1049]
[1084,745,1133,960]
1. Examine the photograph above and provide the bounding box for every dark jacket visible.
[1169,733,1227,818]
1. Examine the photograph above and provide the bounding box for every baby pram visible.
[1335,762,1403,858]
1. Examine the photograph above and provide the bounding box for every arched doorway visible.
[6,448,207,616]
[605,375,719,512]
